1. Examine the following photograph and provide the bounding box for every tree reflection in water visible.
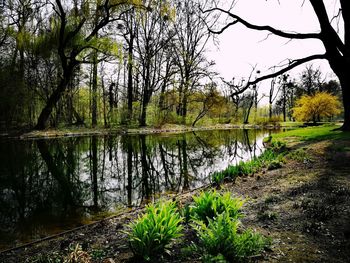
[0,129,275,249]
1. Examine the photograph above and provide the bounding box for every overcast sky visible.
[206,0,341,97]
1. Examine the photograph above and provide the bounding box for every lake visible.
[0,129,276,250]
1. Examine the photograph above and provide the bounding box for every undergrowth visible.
[211,145,286,185]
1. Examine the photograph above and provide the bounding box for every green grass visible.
[211,148,285,185]
[272,124,350,141]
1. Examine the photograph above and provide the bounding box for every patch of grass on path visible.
[273,124,350,141]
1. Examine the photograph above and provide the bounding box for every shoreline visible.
[1,123,297,140]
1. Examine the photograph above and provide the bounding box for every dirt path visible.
[0,138,349,262]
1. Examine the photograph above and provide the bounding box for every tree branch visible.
[204,7,321,40]
[230,54,327,96]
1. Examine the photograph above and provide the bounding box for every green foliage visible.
[211,171,227,185]
[211,148,285,184]
[191,213,268,262]
[287,148,312,163]
[255,116,282,127]
[190,191,244,224]
[90,248,106,260]
[270,140,287,152]
[127,200,183,261]
[292,92,342,122]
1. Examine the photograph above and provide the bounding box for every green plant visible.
[211,171,227,185]
[190,191,244,224]
[90,248,106,260]
[191,213,268,262]
[127,200,183,261]
[287,148,312,163]
[270,140,287,152]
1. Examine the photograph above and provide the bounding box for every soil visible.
[0,137,349,262]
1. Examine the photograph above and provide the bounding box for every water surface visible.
[0,129,276,250]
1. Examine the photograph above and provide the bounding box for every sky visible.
[206,0,341,100]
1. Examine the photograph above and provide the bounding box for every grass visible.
[211,148,285,185]
[272,124,350,141]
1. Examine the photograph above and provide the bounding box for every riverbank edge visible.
[2,123,299,140]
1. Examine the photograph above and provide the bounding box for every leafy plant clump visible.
[190,191,244,224]
[127,200,183,261]
[191,213,268,262]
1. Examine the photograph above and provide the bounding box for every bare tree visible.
[171,0,213,125]
[205,0,350,130]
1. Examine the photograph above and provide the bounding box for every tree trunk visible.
[244,99,254,124]
[339,76,350,130]
[127,33,134,123]
[91,52,98,127]
[139,93,150,127]
[35,74,71,130]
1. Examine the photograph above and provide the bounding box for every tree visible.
[298,65,324,96]
[206,0,350,130]
[34,0,138,130]
[292,91,341,123]
[172,0,213,124]
[191,82,223,127]
[134,0,174,126]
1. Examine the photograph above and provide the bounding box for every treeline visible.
[0,1,342,131]
[0,0,223,130]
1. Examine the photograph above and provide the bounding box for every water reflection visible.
[0,129,274,249]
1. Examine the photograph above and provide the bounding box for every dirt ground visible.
[1,138,350,263]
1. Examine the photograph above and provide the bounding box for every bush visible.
[127,200,183,261]
[255,116,282,127]
[191,213,268,262]
[190,191,244,224]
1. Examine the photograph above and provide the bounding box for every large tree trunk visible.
[339,75,350,130]
[35,74,71,130]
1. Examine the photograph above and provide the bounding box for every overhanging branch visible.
[230,54,327,96]
[204,7,321,40]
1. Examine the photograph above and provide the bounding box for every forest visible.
[0,0,347,132]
